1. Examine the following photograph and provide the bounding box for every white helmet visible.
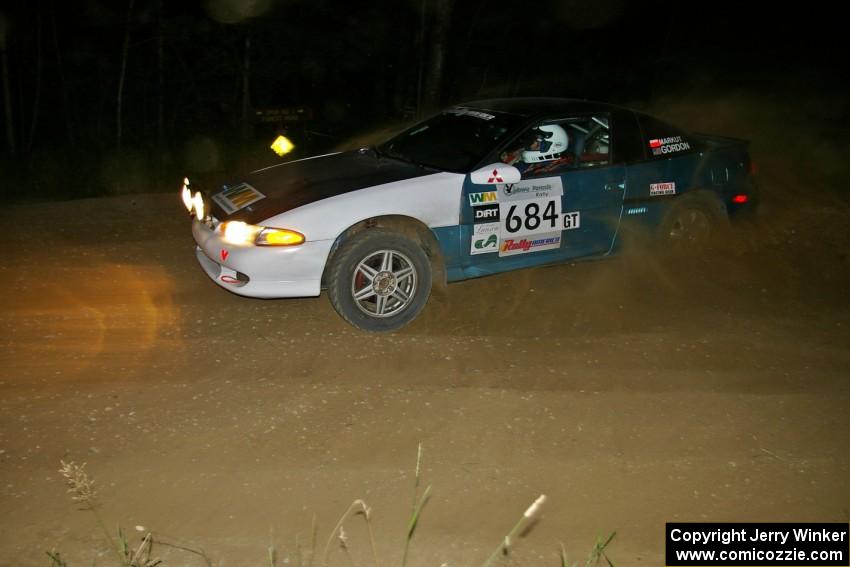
[521,124,569,163]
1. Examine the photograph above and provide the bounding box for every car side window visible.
[610,110,644,164]
[637,114,699,159]
[498,115,611,177]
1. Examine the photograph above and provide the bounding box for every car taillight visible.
[732,195,749,204]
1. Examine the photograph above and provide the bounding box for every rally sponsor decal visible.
[648,136,691,156]
[470,222,500,255]
[446,108,495,121]
[649,182,676,196]
[469,191,498,206]
[473,203,500,223]
[498,177,563,202]
[499,232,561,257]
[212,182,266,214]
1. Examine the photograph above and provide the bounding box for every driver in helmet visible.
[500,124,572,175]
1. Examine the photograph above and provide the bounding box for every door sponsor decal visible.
[649,182,676,196]
[469,191,498,206]
[498,177,563,202]
[499,232,562,257]
[467,176,583,258]
[473,203,500,223]
[470,222,500,255]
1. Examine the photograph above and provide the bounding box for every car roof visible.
[457,97,628,118]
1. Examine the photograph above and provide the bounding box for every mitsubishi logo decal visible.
[487,168,504,183]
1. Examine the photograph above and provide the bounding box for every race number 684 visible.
[504,199,559,233]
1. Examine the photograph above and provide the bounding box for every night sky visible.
[0,0,846,197]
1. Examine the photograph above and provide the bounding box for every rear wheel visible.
[658,194,727,252]
[327,230,432,332]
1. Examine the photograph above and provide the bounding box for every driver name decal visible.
[649,136,691,156]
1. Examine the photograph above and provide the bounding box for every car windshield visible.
[378,109,523,172]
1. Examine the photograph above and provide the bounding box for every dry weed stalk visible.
[59,460,97,508]
[482,494,547,567]
[321,499,379,567]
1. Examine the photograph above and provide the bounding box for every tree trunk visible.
[26,6,42,155]
[422,0,453,111]
[116,0,134,149]
[0,12,15,157]
[241,33,251,141]
[156,0,163,147]
[415,0,427,117]
[50,0,74,147]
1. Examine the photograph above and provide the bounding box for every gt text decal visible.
[649,182,676,196]
[562,211,580,230]
[648,136,691,156]
[212,182,266,214]
[499,233,561,257]
[470,223,499,255]
[469,191,498,206]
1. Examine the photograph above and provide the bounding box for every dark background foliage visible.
[0,0,846,199]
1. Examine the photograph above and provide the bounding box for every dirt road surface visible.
[1,178,849,566]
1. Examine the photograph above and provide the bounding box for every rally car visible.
[183,98,757,331]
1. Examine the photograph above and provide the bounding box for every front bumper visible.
[192,219,333,298]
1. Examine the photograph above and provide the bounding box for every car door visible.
[460,114,625,278]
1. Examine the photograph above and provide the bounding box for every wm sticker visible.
[469,191,498,206]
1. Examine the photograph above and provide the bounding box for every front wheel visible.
[327,230,432,332]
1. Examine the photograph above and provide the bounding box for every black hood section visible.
[211,150,434,224]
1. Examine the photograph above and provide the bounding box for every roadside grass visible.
[52,446,616,567]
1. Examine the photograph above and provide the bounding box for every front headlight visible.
[181,178,193,213]
[192,191,206,220]
[220,221,305,246]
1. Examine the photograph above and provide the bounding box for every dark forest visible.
[0,0,846,199]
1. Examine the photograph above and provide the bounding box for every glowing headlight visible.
[256,227,305,246]
[222,221,261,245]
[181,180,193,213]
[220,221,304,246]
[192,191,205,220]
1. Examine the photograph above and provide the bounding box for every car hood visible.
[209,150,435,225]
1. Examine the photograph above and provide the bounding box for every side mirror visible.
[470,163,521,185]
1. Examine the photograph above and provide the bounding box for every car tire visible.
[327,230,432,332]
[657,193,728,252]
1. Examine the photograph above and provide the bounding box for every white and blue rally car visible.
[183,98,757,331]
